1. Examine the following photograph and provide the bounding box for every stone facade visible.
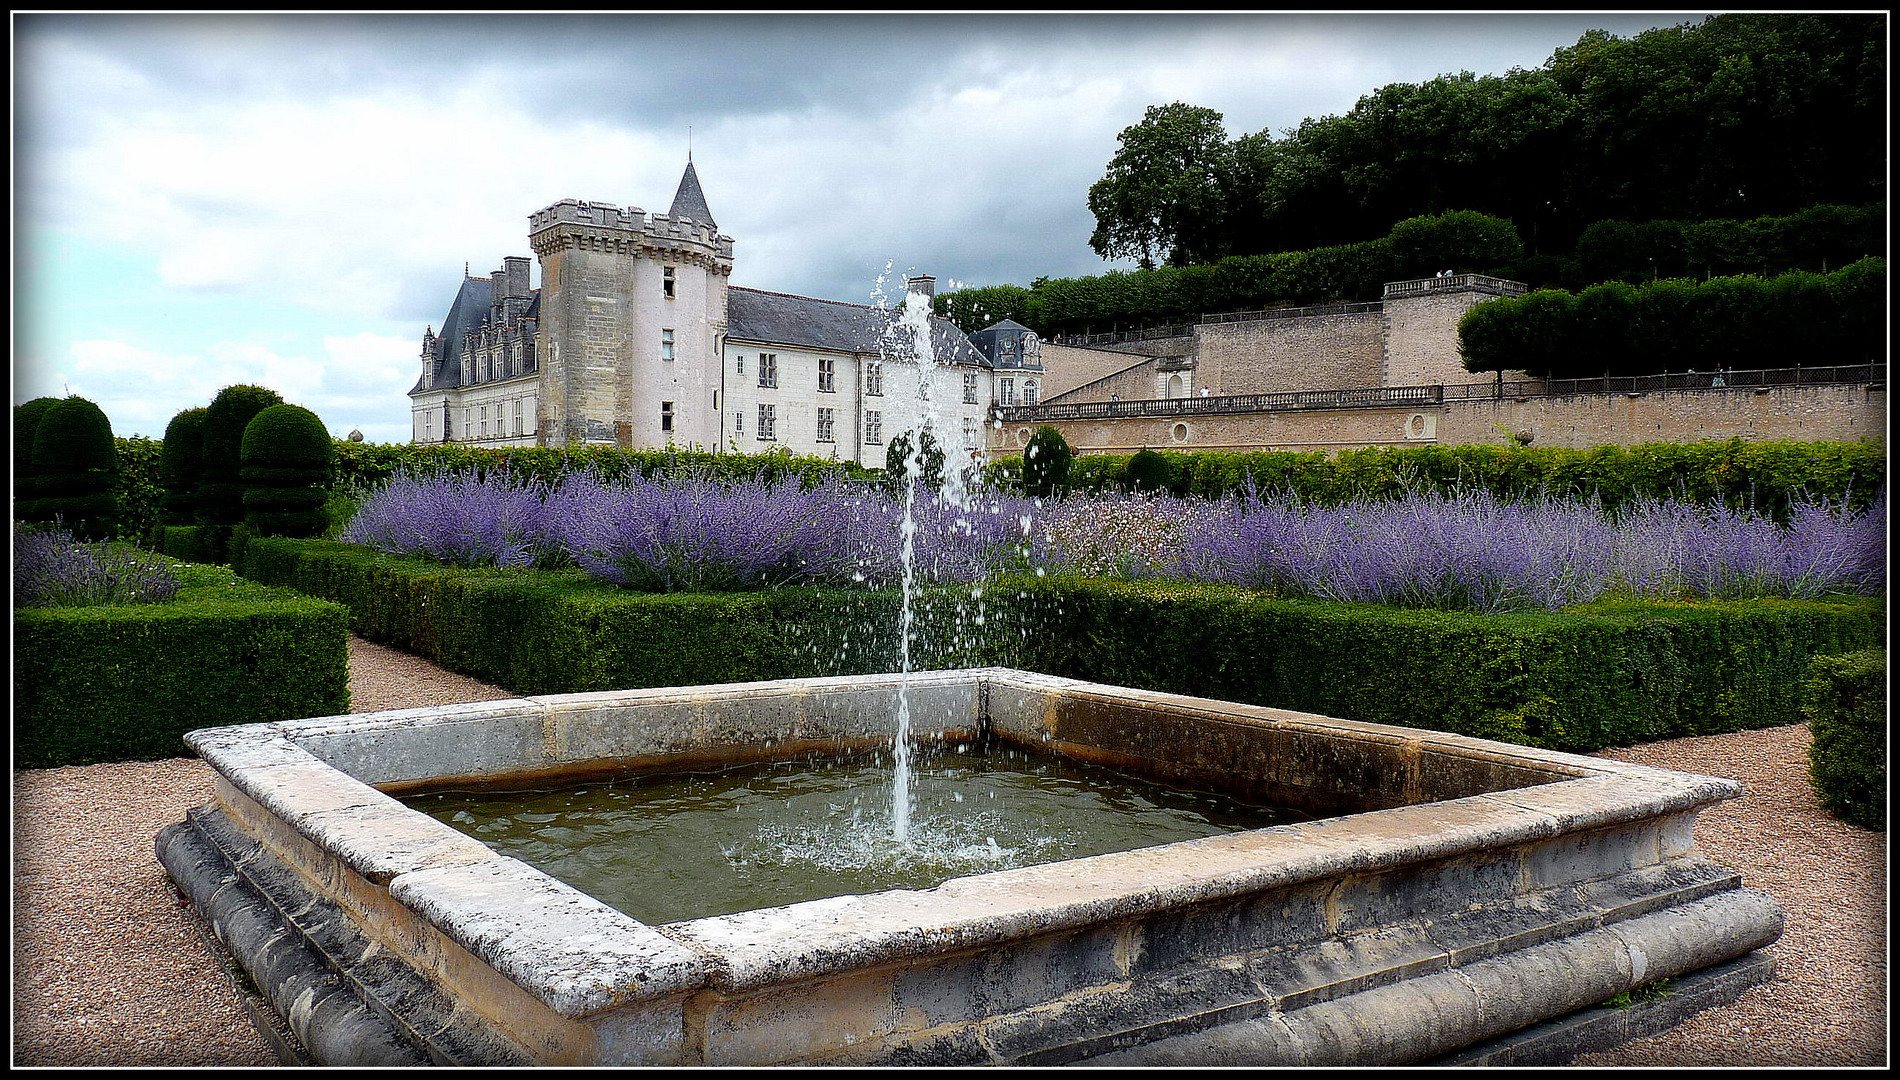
[1195,311,1386,395]
[992,384,1886,456]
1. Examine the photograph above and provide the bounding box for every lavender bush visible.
[340,469,552,568]
[334,466,1884,609]
[541,470,889,592]
[14,525,181,608]
[1170,488,1617,613]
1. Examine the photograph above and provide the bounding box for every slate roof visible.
[668,160,716,229]
[726,287,989,367]
[409,277,540,394]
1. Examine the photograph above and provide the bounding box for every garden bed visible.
[15,558,350,768]
[235,537,1879,753]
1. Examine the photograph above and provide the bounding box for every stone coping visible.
[184,667,1743,1022]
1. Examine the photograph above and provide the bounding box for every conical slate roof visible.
[668,159,716,228]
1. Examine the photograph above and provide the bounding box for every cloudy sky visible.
[15,11,1713,443]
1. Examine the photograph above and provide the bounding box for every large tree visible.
[1086,102,1236,269]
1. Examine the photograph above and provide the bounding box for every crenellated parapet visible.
[528,198,734,273]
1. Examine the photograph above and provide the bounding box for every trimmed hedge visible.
[1458,257,1886,377]
[15,562,351,768]
[236,538,990,696]
[237,538,1880,754]
[1804,649,1887,831]
[986,439,1887,520]
[1004,579,1883,753]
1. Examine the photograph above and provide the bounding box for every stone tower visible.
[528,160,735,447]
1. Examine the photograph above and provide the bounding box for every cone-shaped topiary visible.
[1123,448,1173,493]
[240,403,335,538]
[197,384,284,528]
[1021,425,1073,498]
[14,397,63,508]
[24,396,120,538]
[158,406,210,526]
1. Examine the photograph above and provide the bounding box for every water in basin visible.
[403,742,1311,924]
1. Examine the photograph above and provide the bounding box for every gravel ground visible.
[10,636,1888,1067]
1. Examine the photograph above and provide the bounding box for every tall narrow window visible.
[661,328,675,362]
[758,403,776,441]
[962,373,978,403]
[734,409,743,436]
[863,410,882,445]
[758,352,778,388]
[1024,380,1040,405]
[479,406,488,438]
[817,407,835,443]
[865,361,883,396]
[1000,378,1016,406]
[818,357,835,392]
[736,354,745,376]
[514,400,523,435]
[661,400,674,433]
[963,416,977,447]
[663,265,677,299]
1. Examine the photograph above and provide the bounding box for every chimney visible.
[504,256,532,298]
[906,274,936,302]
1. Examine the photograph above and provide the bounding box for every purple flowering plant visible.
[340,468,553,569]
[14,524,181,608]
[334,467,1884,609]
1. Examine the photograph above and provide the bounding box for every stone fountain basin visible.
[158,667,1781,1066]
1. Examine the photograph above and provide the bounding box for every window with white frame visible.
[1024,380,1040,405]
[661,328,675,362]
[759,352,778,388]
[818,357,835,392]
[963,416,977,447]
[514,400,523,435]
[1000,378,1016,406]
[736,354,745,376]
[817,407,835,443]
[865,361,883,396]
[758,403,776,440]
[863,410,882,444]
[963,373,978,403]
[734,409,743,436]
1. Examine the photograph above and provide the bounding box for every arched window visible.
[1167,374,1184,399]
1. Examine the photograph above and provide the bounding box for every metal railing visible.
[999,384,1444,422]
[1003,363,1883,422]
[1442,363,1886,401]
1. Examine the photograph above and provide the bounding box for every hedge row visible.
[331,442,879,490]
[236,538,990,695]
[1575,203,1886,287]
[14,561,351,768]
[1457,257,1886,378]
[1804,650,1887,831]
[1005,579,1883,753]
[237,538,1880,754]
[986,439,1887,519]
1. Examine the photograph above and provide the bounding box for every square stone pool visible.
[158,667,1781,1066]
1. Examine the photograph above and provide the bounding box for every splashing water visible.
[878,268,981,845]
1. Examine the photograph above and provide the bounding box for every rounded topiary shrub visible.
[23,396,120,539]
[198,384,284,528]
[885,427,947,492]
[158,406,210,527]
[240,403,336,539]
[1022,425,1073,498]
[1123,448,1173,493]
[14,396,63,501]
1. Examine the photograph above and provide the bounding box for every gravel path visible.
[10,636,1887,1066]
